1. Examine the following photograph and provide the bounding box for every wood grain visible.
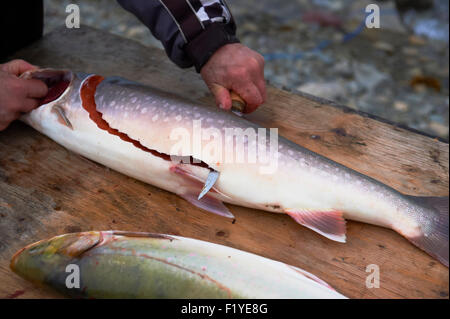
[0,27,448,299]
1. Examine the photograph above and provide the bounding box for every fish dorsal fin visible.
[285,210,346,243]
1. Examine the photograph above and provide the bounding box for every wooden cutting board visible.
[0,27,448,299]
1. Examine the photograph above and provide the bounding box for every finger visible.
[252,54,266,102]
[0,122,9,131]
[0,112,20,131]
[249,59,266,103]
[209,83,232,110]
[0,119,12,131]
[232,83,263,114]
[1,59,38,76]
[21,78,48,99]
[20,98,40,113]
[255,78,267,103]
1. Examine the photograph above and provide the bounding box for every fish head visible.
[20,68,92,131]
[10,231,101,286]
[21,68,74,107]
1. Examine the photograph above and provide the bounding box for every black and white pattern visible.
[188,0,232,26]
[118,0,238,69]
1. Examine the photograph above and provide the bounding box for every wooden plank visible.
[0,27,448,299]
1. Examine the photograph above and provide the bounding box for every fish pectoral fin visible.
[171,164,233,218]
[285,209,346,243]
[52,105,73,129]
[180,192,234,219]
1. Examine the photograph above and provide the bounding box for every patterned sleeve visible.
[117,0,239,72]
[189,0,232,25]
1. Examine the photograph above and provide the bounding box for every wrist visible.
[184,23,240,73]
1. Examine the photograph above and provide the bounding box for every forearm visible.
[117,0,239,71]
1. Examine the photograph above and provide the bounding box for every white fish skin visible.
[21,69,449,266]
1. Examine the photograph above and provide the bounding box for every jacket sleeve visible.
[117,0,240,72]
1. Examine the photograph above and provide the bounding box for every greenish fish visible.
[10,231,346,299]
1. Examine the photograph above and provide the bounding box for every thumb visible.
[209,83,232,111]
[1,59,38,76]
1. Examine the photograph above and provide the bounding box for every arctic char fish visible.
[20,69,449,266]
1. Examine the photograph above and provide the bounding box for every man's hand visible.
[0,59,48,131]
[200,43,266,114]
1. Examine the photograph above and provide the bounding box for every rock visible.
[405,58,418,66]
[241,22,259,32]
[312,0,344,11]
[411,18,449,42]
[417,103,434,116]
[294,60,304,70]
[377,95,390,104]
[126,26,146,37]
[402,47,419,56]
[409,68,423,77]
[430,114,445,124]
[394,101,409,112]
[374,41,395,53]
[418,55,431,63]
[408,35,427,46]
[297,82,346,101]
[332,32,344,42]
[412,84,428,94]
[117,24,127,32]
[347,99,358,110]
[354,63,389,92]
[347,80,364,95]
[333,60,352,78]
[429,122,449,137]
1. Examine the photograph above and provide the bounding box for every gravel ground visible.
[43,0,449,140]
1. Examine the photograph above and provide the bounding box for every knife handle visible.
[230,91,246,113]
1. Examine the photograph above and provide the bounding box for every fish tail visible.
[402,196,449,267]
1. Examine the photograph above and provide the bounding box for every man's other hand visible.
[0,59,48,131]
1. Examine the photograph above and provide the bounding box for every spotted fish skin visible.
[21,69,449,266]
[10,231,347,299]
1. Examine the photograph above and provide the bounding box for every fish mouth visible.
[21,68,73,107]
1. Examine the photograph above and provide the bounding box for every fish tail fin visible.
[404,196,449,267]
